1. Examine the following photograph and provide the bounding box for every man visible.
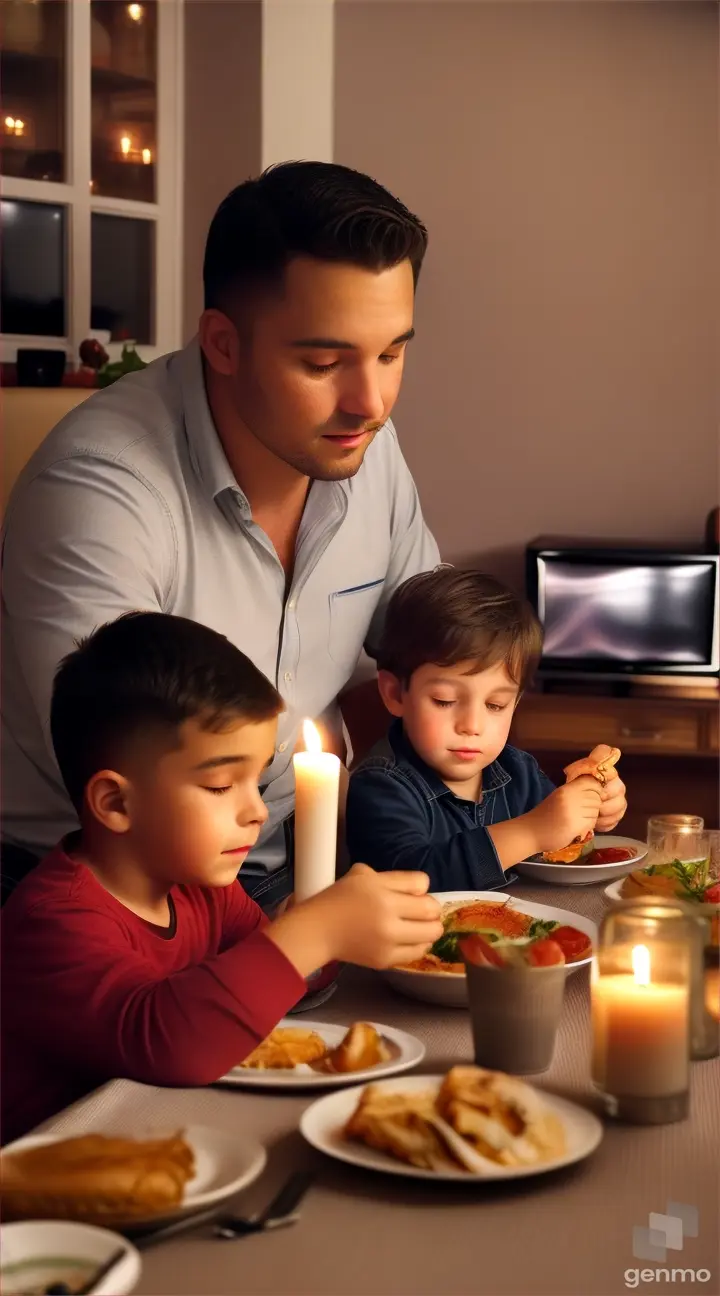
[1,161,439,908]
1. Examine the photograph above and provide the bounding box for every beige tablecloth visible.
[39,883,719,1296]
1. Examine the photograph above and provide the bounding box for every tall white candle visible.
[592,944,689,1097]
[293,719,341,902]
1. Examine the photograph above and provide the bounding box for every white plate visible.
[604,878,628,904]
[300,1073,604,1182]
[0,1221,141,1296]
[1,1125,267,1228]
[515,835,647,886]
[217,1019,425,1089]
[381,892,597,1008]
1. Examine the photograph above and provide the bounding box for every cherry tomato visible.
[525,938,565,967]
[551,925,593,963]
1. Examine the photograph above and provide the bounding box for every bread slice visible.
[0,1133,194,1223]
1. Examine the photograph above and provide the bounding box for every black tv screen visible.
[535,557,718,672]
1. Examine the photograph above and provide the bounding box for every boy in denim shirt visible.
[346,568,627,891]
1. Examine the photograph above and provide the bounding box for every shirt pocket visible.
[327,579,385,668]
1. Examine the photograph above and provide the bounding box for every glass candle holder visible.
[592,901,692,1124]
[687,902,720,1061]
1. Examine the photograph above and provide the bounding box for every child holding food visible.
[346,567,627,890]
[1,613,443,1142]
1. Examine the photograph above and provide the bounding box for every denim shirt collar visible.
[387,719,512,804]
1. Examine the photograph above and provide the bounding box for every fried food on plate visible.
[316,1022,390,1074]
[0,1133,194,1224]
[344,1067,567,1174]
[436,1067,566,1167]
[240,1026,328,1070]
[542,747,622,864]
[344,1085,461,1172]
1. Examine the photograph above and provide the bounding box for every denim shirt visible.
[346,720,556,892]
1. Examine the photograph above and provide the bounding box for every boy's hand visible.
[526,776,603,854]
[265,864,444,976]
[564,743,627,833]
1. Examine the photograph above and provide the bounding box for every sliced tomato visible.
[551,925,593,963]
[459,934,507,968]
[589,847,635,864]
[703,882,720,905]
[524,938,565,967]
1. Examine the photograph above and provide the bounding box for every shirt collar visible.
[388,718,512,802]
[172,337,249,508]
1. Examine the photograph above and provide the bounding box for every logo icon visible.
[632,1203,699,1262]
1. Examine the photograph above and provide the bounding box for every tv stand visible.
[510,683,719,837]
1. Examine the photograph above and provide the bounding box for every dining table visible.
[35,880,719,1296]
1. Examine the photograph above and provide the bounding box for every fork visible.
[135,1170,315,1248]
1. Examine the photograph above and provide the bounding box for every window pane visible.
[91,213,153,343]
[1,199,66,336]
[1,0,66,182]
[91,0,157,202]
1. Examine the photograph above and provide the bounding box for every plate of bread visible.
[0,1126,266,1229]
[301,1066,603,1181]
[218,1019,425,1089]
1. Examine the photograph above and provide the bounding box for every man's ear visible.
[84,770,133,834]
[378,670,405,717]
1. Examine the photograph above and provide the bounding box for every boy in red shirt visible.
[1,612,442,1142]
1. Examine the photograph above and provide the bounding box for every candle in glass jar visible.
[592,945,689,1097]
[292,719,340,902]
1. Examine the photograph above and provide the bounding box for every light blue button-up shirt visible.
[1,340,439,869]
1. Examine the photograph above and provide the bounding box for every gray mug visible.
[464,960,567,1075]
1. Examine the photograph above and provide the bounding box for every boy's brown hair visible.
[377,567,543,690]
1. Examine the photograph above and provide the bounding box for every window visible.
[0,0,183,365]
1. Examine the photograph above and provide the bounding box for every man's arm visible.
[2,456,175,768]
[346,767,507,891]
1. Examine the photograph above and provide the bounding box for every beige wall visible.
[335,1,719,589]
[183,0,262,341]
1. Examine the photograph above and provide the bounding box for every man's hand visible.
[564,743,627,833]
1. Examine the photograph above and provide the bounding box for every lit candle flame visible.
[5,116,15,129]
[120,135,131,155]
[302,719,322,756]
[141,147,152,164]
[632,944,651,987]
[127,3,143,20]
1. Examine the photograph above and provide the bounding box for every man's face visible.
[202,256,416,481]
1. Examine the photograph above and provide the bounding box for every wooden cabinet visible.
[511,694,711,757]
[510,688,719,837]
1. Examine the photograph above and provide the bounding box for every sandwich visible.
[435,1067,567,1167]
[344,1085,461,1172]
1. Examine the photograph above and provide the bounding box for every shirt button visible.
[283,671,293,684]
[278,741,288,753]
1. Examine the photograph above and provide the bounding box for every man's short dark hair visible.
[377,568,544,692]
[51,613,283,812]
[203,161,428,313]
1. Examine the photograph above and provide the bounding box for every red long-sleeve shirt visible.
[1,844,306,1143]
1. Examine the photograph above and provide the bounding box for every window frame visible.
[1,0,184,364]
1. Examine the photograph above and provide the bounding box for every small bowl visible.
[0,1220,141,1295]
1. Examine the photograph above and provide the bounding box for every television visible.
[526,538,720,681]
